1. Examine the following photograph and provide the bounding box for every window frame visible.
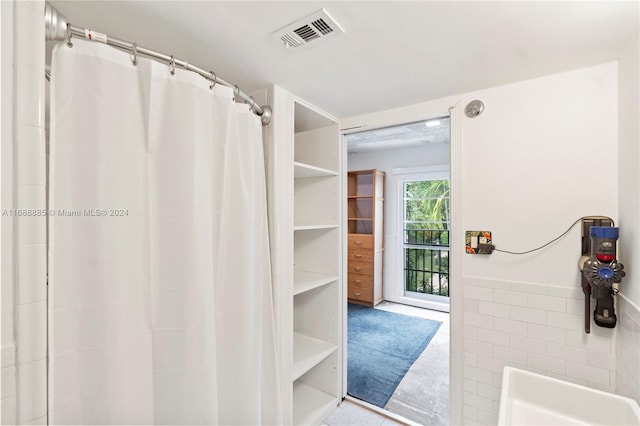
[396,167,451,307]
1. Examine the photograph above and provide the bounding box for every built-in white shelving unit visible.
[265,87,343,425]
[291,102,342,425]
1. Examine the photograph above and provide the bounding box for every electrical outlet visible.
[466,231,493,254]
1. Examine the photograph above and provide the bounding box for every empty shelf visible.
[294,271,338,296]
[294,162,339,179]
[293,382,337,426]
[293,224,339,231]
[293,333,337,381]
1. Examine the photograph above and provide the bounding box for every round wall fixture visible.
[465,100,485,118]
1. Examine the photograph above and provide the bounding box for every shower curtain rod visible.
[44,3,272,125]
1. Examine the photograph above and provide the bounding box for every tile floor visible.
[322,399,408,426]
[324,301,450,425]
[380,302,450,425]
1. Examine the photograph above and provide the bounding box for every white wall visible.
[348,143,450,306]
[616,33,640,404]
[618,34,640,307]
[461,64,617,286]
[459,62,618,425]
[344,61,620,425]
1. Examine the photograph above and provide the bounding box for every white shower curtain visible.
[48,39,281,425]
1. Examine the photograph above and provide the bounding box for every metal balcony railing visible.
[404,229,449,297]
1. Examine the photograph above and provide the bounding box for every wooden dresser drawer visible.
[348,274,373,290]
[348,249,373,263]
[348,234,373,250]
[348,286,372,303]
[348,260,373,276]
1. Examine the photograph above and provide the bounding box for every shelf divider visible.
[294,162,338,179]
[294,271,338,296]
[293,333,337,381]
[293,224,339,231]
[292,382,338,426]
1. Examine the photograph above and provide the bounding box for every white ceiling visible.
[49,1,639,119]
[346,117,450,154]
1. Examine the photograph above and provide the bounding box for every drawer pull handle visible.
[355,267,362,272]
[355,280,362,284]
[355,241,362,246]
[355,254,362,259]
[355,292,361,296]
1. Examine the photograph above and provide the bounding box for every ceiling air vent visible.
[312,19,333,35]
[294,25,320,42]
[272,9,344,50]
[280,34,303,48]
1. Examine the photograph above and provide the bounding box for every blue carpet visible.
[347,304,442,408]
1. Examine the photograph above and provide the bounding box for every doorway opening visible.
[341,117,451,425]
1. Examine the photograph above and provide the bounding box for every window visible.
[402,178,450,297]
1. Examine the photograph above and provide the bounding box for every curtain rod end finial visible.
[45,3,68,41]
[260,106,272,126]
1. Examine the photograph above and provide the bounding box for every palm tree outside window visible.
[403,178,450,297]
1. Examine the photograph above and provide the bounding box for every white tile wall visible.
[462,277,618,425]
[1,348,17,425]
[1,0,17,422]
[616,294,640,403]
[17,359,46,422]
[12,1,48,425]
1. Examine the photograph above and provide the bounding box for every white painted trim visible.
[265,85,295,424]
[343,396,421,426]
[448,101,463,426]
[344,100,461,423]
[340,133,348,400]
[342,95,460,135]
[385,295,450,313]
